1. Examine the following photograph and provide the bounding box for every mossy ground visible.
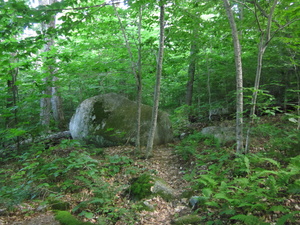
[54,211,93,225]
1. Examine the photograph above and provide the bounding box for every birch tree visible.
[113,1,143,153]
[244,0,299,152]
[39,0,65,130]
[223,0,244,153]
[146,1,165,158]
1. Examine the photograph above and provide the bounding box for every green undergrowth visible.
[126,173,154,201]
[176,117,300,224]
[0,139,144,224]
[55,210,94,225]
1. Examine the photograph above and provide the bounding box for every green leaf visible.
[79,211,94,219]
[268,205,289,213]
[230,214,267,225]
[276,212,299,225]
[205,201,220,208]
[214,193,230,201]
[202,188,213,197]
[244,156,250,174]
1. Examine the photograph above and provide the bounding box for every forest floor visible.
[3,144,193,225]
[3,114,299,224]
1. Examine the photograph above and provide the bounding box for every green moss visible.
[152,177,176,201]
[54,211,93,225]
[172,215,202,225]
[50,200,70,210]
[93,101,110,124]
[127,174,154,200]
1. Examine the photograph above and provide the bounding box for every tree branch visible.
[232,0,254,13]
[254,1,281,28]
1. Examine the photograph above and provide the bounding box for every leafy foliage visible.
[127,173,154,201]
[175,132,220,160]
[55,210,94,225]
[1,0,300,223]
[0,140,141,223]
[178,125,300,224]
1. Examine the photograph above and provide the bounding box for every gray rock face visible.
[152,177,177,201]
[201,126,236,146]
[69,93,173,147]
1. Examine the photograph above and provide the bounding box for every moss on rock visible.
[152,177,177,201]
[54,211,93,225]
[172,214,202,225]
[50,200,70,211]
[70,93,173,147]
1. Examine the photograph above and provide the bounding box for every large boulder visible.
[69,93,173,147]
[201,126,236,146]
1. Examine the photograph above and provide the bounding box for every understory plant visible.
[0,140,141,224]
[184,149,300,224]
[176,119,300,224]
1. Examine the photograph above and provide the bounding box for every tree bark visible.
[113,1,143,153]
[6,56,19,130]
[245,0,278,152]
[51,77,65,129]
[39,0,65,131]
[136,6,143,152]
[146,1,165,158]
[206,44,212,121]
[185,29,198,107]
[223,0,244,154]
[6,54,20,149]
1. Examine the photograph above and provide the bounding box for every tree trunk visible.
[294,65,300,130]
[113,1,143,153]
[6,54,20,149]
[6,57,19,129]
[51,77,65,129]
[185,29,198,107]
[39,0,65,131]
[206,44,212,121]
[245,0,278,152]
[146,1,165,159]
[136,6,143,152]
[223,0,244,154]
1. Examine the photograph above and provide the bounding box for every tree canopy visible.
[1,0,299,149]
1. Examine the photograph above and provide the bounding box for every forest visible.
[1,0,300,224]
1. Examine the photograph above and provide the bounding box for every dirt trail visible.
[4,145,192,225]
[133,145,191,225]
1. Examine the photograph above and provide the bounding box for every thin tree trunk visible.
[185,29,198,107]
[6,54,20,149]
[113,1,143,153]
[39,0,65,131]
[40,84,52,128]
[146,1,165,159]
[223,0,244,154]
[51,77,65,129]
[136,6,143,152]
[6,58,18,129]
[206,44,212,121]
[245,0,278,152]
[294,65,300,130]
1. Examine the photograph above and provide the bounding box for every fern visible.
[230,214,267,225]
[195,174,218,188]
[276,212,299,225]
[268,205,289,213]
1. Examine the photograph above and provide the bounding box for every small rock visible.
[36,204,47,212]
[189,196,209,209]
[151,177,177,201]
[174,205,188,213]
[0,208,7,216]
[142,201,155,211]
